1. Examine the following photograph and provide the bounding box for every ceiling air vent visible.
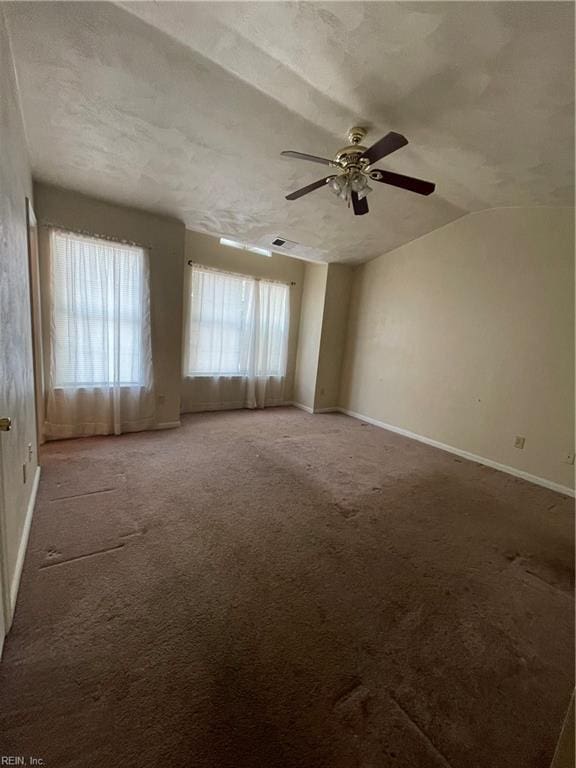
[260,234,326,262]
[271,237,298,250]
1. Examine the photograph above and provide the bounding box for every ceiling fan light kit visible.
[281,127,436,216]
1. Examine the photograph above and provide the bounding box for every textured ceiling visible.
[5,1,574,263]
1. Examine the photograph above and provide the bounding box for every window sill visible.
[53,383,148,390]
[184,374,285,380]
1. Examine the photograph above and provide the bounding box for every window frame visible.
[184,265,290,379]
[49,229,150,390]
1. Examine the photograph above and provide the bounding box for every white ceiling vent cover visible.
[271,237,298,251]
[256,235,328,263]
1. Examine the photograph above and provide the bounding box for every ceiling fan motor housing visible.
[335,127,370,169]
[334,146,369,168]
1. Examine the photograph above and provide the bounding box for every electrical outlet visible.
[28,443,33,462]
[563,452,575,465]
[514,436,526,450]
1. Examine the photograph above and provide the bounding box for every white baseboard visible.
[154,421,181,430]
[182,402,292,415]
[338,408,575,498]
[290,403,339,415]
[9,465,41,624]
[291,402,314,414]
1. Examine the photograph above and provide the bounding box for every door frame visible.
[26,197,43,452]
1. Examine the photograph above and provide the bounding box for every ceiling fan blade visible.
[360,131,408,166]
[369,169,435,196]
[285,176,335,201]
[351,191,369,216]
[281,150,334,166]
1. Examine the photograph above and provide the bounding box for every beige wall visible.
[340,207,575,490]
[0,8,38,631]
[182,229,305,411]
[33,183,186,427]
[315,264,353,411]
[293,262,353,412]
[293,263,327,410]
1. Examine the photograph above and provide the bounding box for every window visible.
[50,230,152,388]
[185,265,289,378]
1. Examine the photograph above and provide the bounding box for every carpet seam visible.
[388,692,454,768]
[39,543,125,569]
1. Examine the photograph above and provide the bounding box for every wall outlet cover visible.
[514,436,526,449]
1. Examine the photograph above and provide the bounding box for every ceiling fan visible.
[281,127,435,216]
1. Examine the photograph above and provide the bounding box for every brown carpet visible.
[0,407,573,768]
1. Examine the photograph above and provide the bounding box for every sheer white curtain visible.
[183,265,290,411]
[44,229,155,439]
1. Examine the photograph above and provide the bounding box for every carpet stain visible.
[45,547,61,559]
[333,502,360,519]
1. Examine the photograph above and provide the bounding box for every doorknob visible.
[0,417,11,432]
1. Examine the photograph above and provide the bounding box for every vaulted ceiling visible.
[5,1,574,263]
